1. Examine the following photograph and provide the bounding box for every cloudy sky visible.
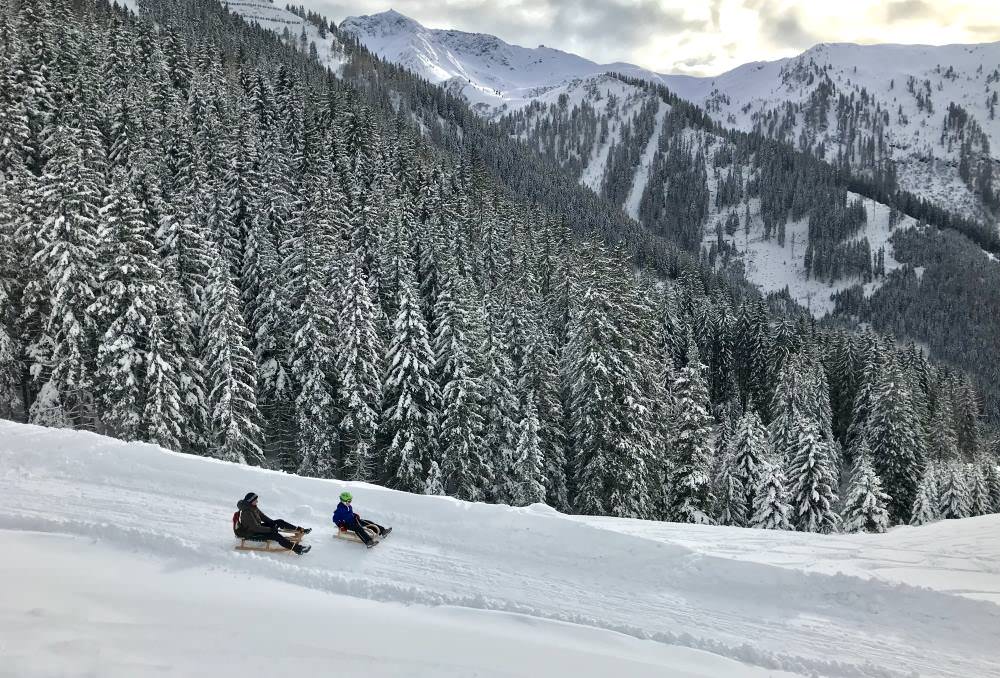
[319,0,1000,75]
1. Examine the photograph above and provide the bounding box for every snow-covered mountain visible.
[338,9,662,116]
[669,41,1000,223]
[5,420,1000,677]
[340,11,1000,315]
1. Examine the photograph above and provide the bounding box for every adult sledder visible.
[332,492,391,549]
[234,492,312,555]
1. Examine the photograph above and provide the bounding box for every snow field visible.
[7,531,798,678]
[4,421,1000,676]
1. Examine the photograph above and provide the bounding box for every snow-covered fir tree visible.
[666,349,715,524]
[750,461,792,530]
[423,459,445,496]
[567,260,655,519]
[910,463,941,526]
[714,445,747,527]
[786,415,840,533]
[939,463,971,520]
[865,359,923,524]
[510,390,547,506]
[203,255,263,465]
[966,462,991,517]
[842,444,891,534]
[380,281,439,493]
[729,409,770,515]
[336,253,383,481]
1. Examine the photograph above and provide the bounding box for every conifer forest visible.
[1,0,998,535]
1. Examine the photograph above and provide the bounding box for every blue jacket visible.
[332,501,357,526]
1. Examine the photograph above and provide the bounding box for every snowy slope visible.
[719,195,916,317]
[3,420,1000,678]
[222,0,347,72]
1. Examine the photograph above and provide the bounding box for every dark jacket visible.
[236,499,273,537]
[332,501,358,527]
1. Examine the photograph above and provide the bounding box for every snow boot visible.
[299,527,312,534]
[380,527,392,538]
[294,544,311,555]
[365,540,378,549]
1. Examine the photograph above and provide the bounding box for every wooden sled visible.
[334,525,380,544]
[234,528,304,554]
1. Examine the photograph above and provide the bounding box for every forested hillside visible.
[0,0,997,531]
[336,12,1000,426]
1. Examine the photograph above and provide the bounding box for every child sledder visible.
[233,492,313,555]
[332,491,391,549]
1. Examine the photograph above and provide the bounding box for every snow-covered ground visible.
[3,419,1000,677]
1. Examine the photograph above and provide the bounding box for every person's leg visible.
[272,519,298,531]
[349,518,374,544]
[262,530,295,549]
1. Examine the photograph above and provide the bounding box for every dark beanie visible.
[244,492,258,503]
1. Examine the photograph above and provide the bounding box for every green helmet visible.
[340,491,353,502]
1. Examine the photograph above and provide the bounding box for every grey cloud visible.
[765,14,818,49]
[967,23,1000,40]
[547,0,705,54]
[885,0,935,23]
[744,1,820,50]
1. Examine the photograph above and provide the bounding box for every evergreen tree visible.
[29,118,103,427]
[714,445,747,526]
[290,280,338,477]
[480,292,520,504]
[786,415,840,533]
[568,276,654,519]
[730,409,769,514]
[866,360,922,524]
[985,461,1000,513]
[939,463,970,520]
[966,462,990,517]
[90,172,160,440]
[842,447,891,533]
[750,461,792,530]
[667,358,716,524]
[142,301,184,451]
[424,459,445,496]
[380,282,439,493]
[510,390,547,506]
[203,256,263,465]
[928,394,959,463]
[336,254,383,481]
[910,463,941,526]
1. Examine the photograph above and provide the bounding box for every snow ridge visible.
[339,10,661,116]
